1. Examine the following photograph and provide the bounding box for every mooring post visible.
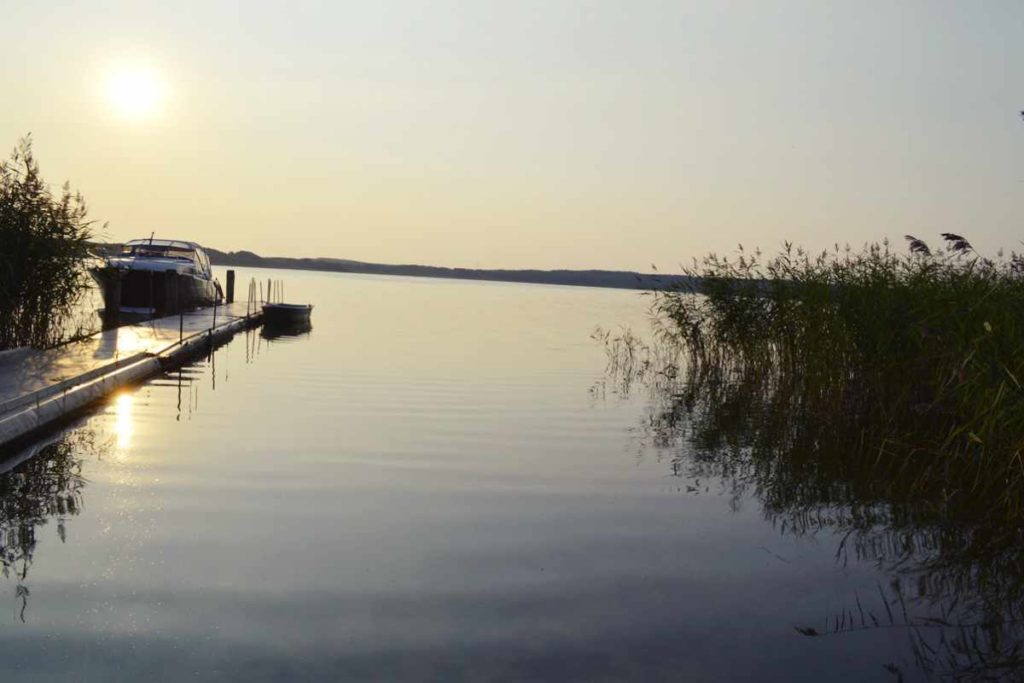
[267,278,272,303]
[165,270,178,315]
[226,270,236,304]
[103,272,122,329]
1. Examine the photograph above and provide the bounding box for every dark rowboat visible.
[262,303,313,326]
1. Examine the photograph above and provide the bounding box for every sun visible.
[105,65,165,119]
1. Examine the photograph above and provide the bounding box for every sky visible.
[1,0,1021,270]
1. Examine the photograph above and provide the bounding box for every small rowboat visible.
[262,302,313,326]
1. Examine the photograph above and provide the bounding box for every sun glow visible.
[105,65,165,119]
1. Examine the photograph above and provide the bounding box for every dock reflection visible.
[0,326,262,620]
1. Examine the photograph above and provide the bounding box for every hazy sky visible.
[1,1,1021,270]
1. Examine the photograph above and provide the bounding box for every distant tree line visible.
[202,247,692,291]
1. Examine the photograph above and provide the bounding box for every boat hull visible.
[262,303,313,329]
[91,267,218,317]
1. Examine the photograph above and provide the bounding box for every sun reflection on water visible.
[113,393,134,453]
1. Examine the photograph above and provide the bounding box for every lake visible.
[0,268,1001,681]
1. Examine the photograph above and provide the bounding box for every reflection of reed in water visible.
[0,429,103,622]
[599,331,1024,681]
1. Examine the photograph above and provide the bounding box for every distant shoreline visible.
[201,247,693,291]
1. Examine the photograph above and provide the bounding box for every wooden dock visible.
[0,302,261,451]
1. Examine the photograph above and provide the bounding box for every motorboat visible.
[91,238,221,318]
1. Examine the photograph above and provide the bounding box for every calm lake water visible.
[0,268,994,681]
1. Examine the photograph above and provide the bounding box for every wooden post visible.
[226,270,236,304]
[165,270,178,315]
[103,272,122,329]
[267,278,272,303]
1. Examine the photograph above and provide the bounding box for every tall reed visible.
[0,136,95,350]
[651,235,1024,519]
[595,234,1024,679]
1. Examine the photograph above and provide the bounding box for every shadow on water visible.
[260,320,313,341]
[599,333,1024,681]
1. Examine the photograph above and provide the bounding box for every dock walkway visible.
[0,302,260,451]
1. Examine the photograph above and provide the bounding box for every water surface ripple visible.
[0,269,948,681]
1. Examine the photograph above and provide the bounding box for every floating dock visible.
[0,302,261,451]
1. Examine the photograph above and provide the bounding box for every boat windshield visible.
[121,244,195,261]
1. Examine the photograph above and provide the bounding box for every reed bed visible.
[650,234,1024,524]
[0,136,95,350]
[596,236,1024,678]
